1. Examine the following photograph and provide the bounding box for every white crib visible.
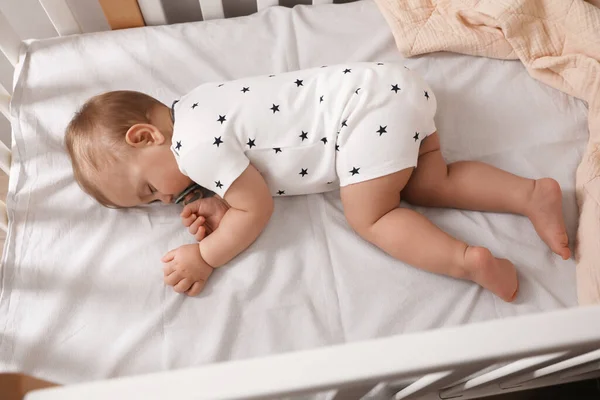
[1,1,599,399]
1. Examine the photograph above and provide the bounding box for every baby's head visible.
[65,91,192,208]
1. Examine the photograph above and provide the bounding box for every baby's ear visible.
[125,123,163,147]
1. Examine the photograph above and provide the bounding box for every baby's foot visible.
[465,246,518,302]
[527,178,571,260]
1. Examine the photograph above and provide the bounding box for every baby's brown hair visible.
[65,91,164,208]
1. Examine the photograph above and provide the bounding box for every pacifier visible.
[174,183,204,205]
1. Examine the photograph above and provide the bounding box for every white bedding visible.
[0,0,588,384]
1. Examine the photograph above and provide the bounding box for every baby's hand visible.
[181,196,230,241]
[162,244,213,296]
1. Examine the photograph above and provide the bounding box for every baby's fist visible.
[162,244,213,296]
[182,214,208,242]
[181,196,230,241]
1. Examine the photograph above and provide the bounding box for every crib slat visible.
[394,371,453,400]
[501,348,600,388]
[0,83,10,120]
[0,200,7,233]
[257,0,279,10]
[417,368,600,400]
[38,0,82,36]
[198,0,225,20]
[559,360,600,380]
[393,363,491,400]
[440,351,568,398]
[137,0,168,25]
[312,0,334,4]
[0,10,21,66]
[0,137,11,177]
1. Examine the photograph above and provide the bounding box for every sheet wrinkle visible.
[286,8,302,71]
[302,196,344,344]
[314,196,347,344]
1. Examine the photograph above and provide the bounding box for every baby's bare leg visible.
[341,170,518,302]
[402,133,570,260]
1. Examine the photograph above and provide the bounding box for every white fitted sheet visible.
[0,0,588,384]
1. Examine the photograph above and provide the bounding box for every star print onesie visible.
[170,62,437,198]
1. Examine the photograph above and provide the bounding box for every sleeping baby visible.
[65,62,571,302]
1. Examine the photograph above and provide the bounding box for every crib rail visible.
[25,305,600,400]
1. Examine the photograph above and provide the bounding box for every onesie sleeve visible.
[177,138,250,198]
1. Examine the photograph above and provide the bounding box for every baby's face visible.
[99,142,192,208]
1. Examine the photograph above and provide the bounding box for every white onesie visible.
[170,62,437,198]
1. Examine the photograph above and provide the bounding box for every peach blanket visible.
[374,0,600,304]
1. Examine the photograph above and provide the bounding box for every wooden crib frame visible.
[1,1,600,399]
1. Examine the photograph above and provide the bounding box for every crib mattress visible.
[0,0,588,384]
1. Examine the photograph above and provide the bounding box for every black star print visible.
[350,167,360,176]
[277,190,285,195]
[391,84,400,93]
[377,62,384,65]
[321,65,327,68]
[299,131,308,141]
[321,137,328,144]
[341,120,348,128]
[343,68,352,74]
[213,136,223,147]
[175,141,182,151]
[295,79,303,87]
[215,181,223,189]
[377,126,387,136]
[424,91,430,100]
[218,84,224,87]
[319,95,324,103]
[335,144,339,151]
[247,138,256,148]
[192,103,198,109]
[273,147,282,153]
[271,104,280,113]
[355,88,361,95]
[217,115,226,124]
[299,168,308,177]
[413,132,420,142]
[327,181,333,184]
[269,74,275,77]
[241,87,250,93]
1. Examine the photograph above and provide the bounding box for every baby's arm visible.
[198,164,274,267]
